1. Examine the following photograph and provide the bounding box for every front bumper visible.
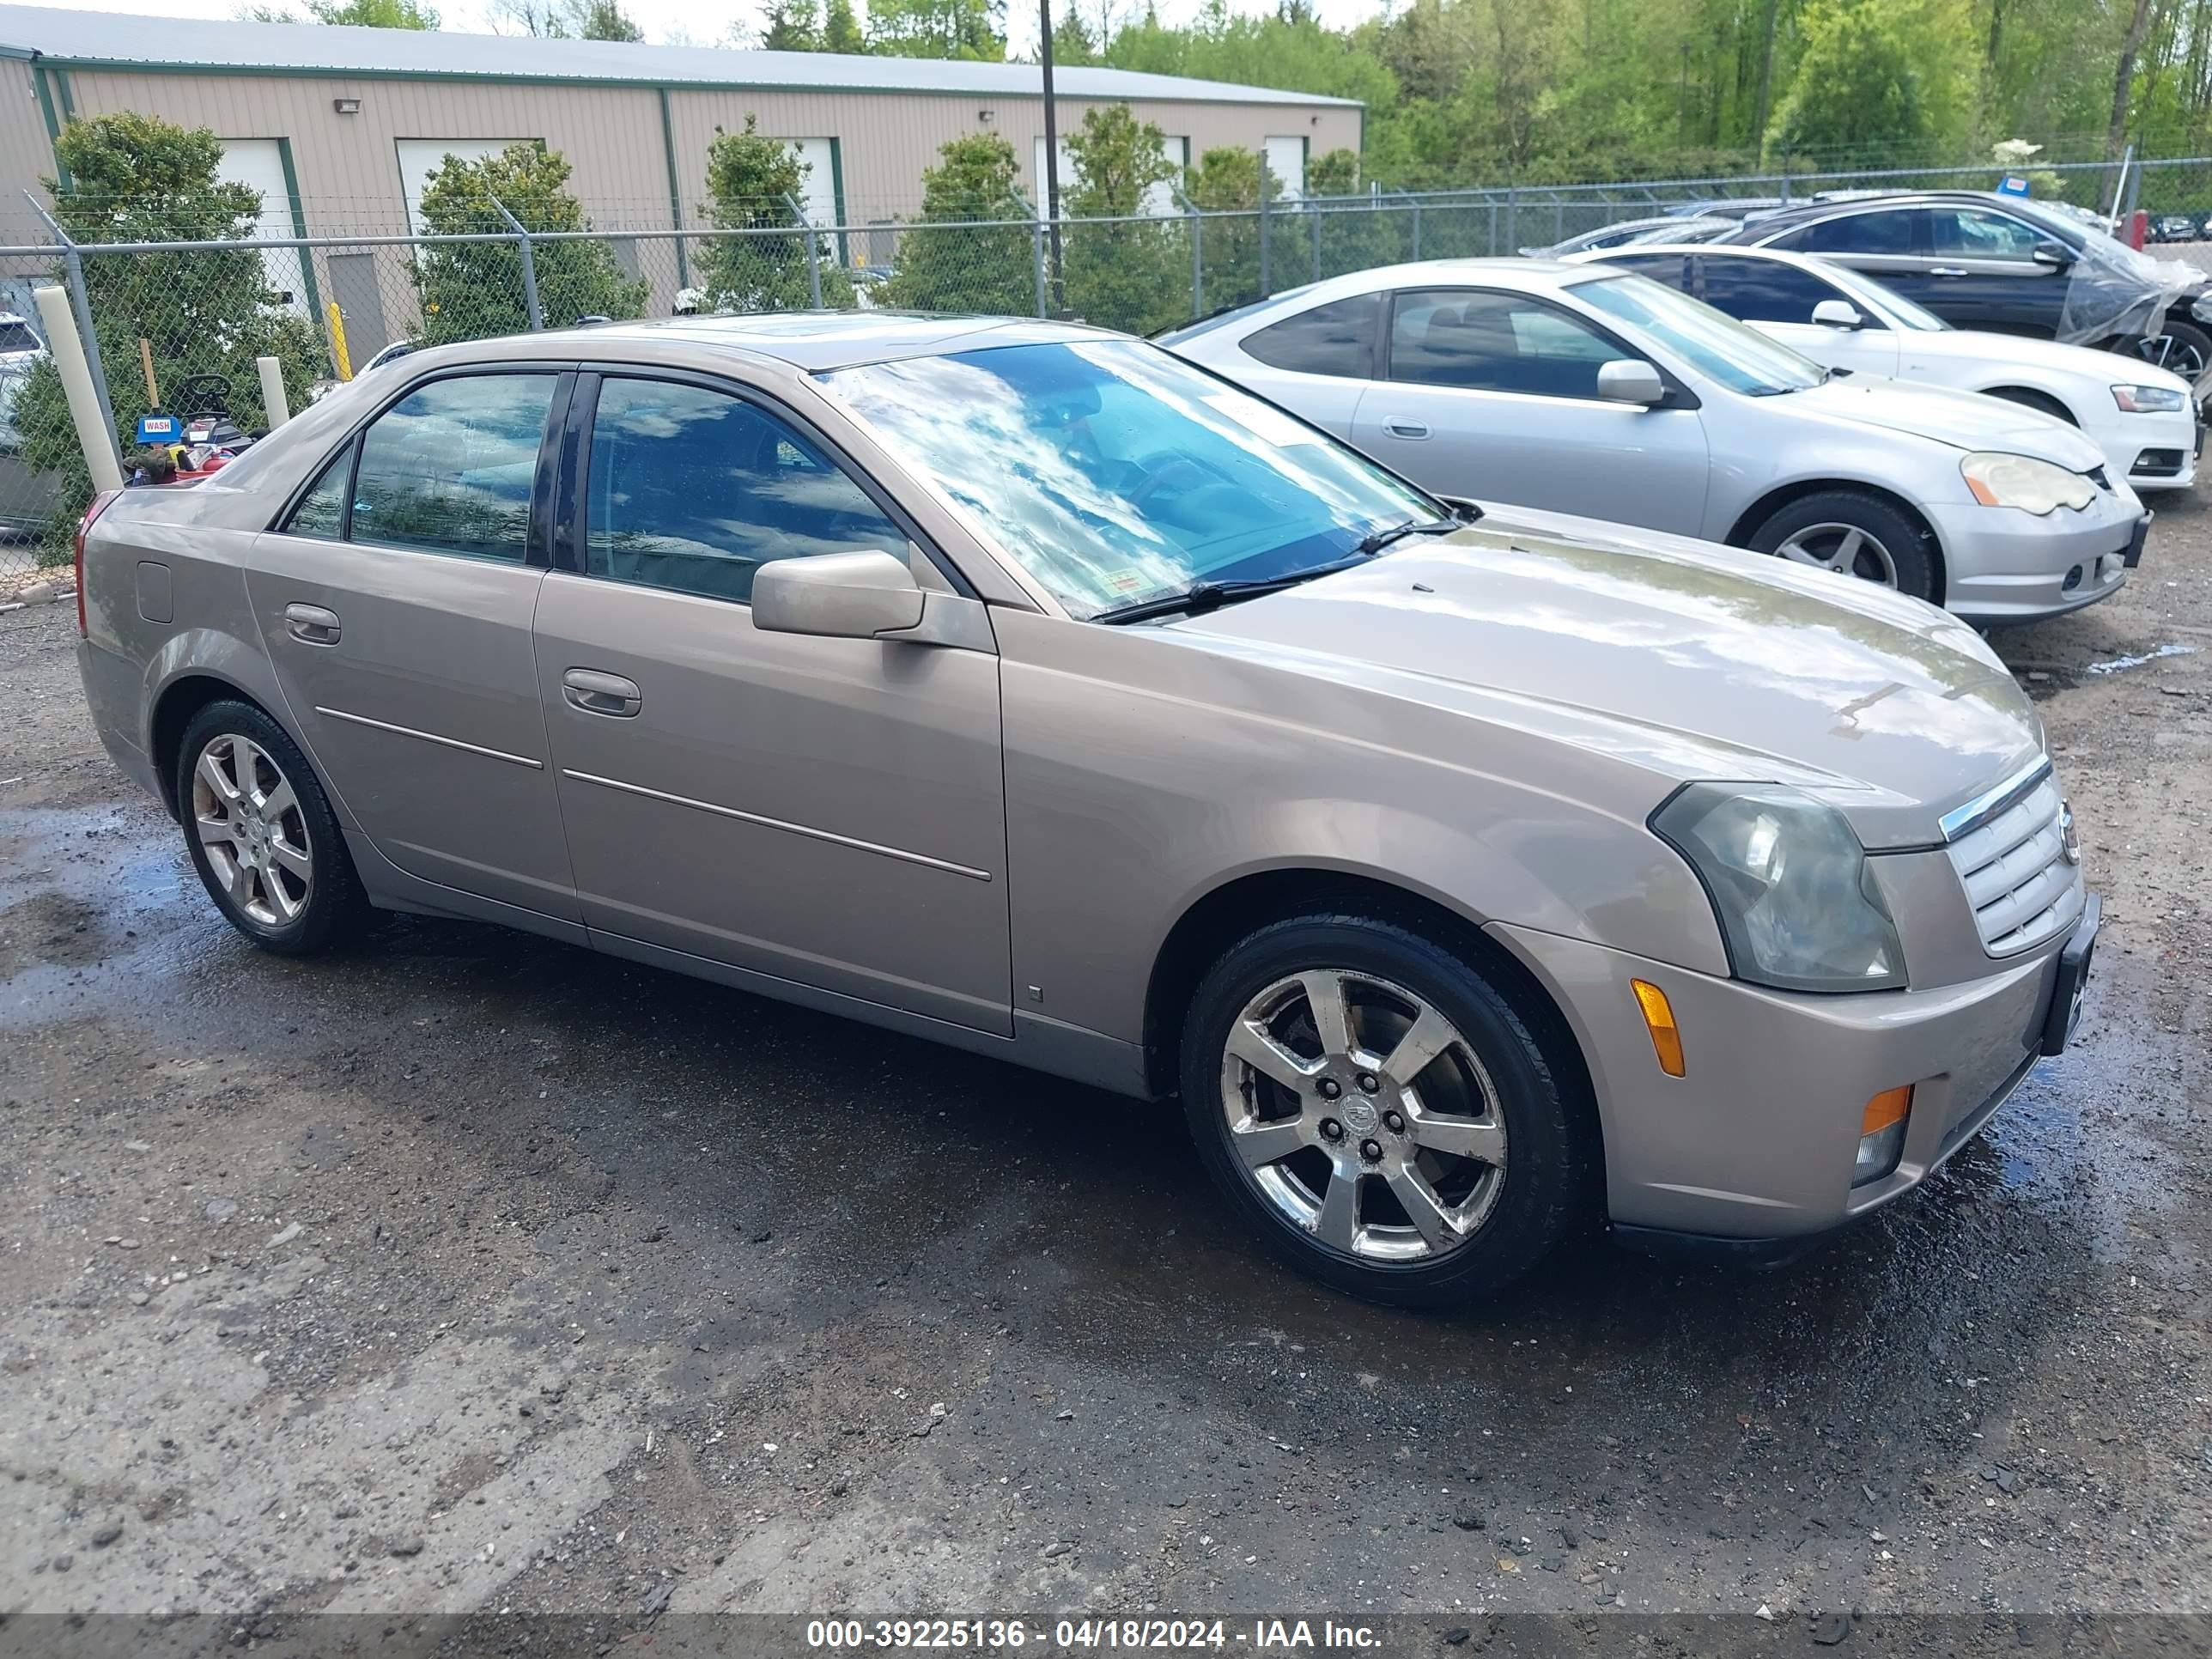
[2093,404,2199,491]
[1491,900,2094,1243]
[1927,493,2147,623]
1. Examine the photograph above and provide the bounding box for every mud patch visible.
[0,889,109,977]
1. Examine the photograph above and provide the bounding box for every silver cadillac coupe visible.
[73,314,2098,1306]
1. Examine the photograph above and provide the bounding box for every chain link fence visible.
[4,149,2209,579]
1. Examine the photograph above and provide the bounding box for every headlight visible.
[2112,383,2189,413]
[1651,783,1906,994]
[1960,452,2096,514]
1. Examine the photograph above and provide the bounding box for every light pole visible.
[1039,0,1065,314]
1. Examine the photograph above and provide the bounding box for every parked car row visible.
[76,298,2102,1307]
[1164,255,2150,622]
[1575,243,2201,493]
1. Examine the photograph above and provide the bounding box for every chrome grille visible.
[1942,766,2083,957]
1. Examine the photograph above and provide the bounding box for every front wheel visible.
[2119,319,2211,383]
[1179,912,1586,1307]
[175,699,366,956]
[1746,489,1938,604]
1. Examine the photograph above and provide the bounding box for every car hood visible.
[1168,514,2044,849]
[1899,325,2194,396]
[1790,376,2109,470]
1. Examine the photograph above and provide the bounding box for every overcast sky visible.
[31,0,1385,56]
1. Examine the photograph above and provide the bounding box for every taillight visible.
[75,489,120,639]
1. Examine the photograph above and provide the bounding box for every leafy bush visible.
[1062,105,1186,334]
[697,116,854,312]
[412,142,647,342]
[11,112,325,557]
[881,132,1035,315]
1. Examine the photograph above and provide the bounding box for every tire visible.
[1984,387,2077,427]
[1745,489,1938,604]
[174,699,367,956]
[2121,318,2212,383]
[1179,910,1586,1308]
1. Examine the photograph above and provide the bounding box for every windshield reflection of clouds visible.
[822,341,1429,617]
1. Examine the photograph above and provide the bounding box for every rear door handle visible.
[283,602,341,645]
[562,667,643,718]
[1382,417,1431,440]
[1929,265,1969,277]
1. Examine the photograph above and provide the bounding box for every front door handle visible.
[1929,265,1969,277]
[1382,417,1431,440]
[562,667,643,718]
[283,602,341,645]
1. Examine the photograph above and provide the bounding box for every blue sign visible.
[1996,174,2031,197]
[134,412,179,444]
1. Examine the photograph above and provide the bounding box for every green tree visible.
[761,0,821,49]
[698,116,855,310]
[883,132,1033,313]
[248,0,439,21]
[1186,144,1279,311]
[821,0,865,52]
[1060,105,1185,331]
[412,142,648,341]
[1767,0,1974,162]
[10,113,323,557]
[571,0,642,38]
[866,0,1005,58]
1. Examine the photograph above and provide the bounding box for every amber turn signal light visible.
[1862,1085,1912,1135]
[1630,979,1685,1078]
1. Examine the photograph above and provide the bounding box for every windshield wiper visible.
[1352,515,1460,556]
[1098,555,1374,626]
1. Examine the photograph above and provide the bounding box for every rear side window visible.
[1595,252,1694,290]
[584,377,907,605]
[283,440,354,538]
[1697,257,1862,325]
[0,319,38,354]
[349,374,556,562]
[1241,295,1382,379]
[1774,210,1919,256]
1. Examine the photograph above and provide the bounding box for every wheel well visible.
[1723,479,1947,607]
[1140,868,1603,1193]
[149,675,264,817]
[1982,386,2077,426]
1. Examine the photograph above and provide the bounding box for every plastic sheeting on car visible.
[2057,228,2202,349]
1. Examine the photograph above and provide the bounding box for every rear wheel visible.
[1179,912,1585,1307]
[175,700,365,956]
[1746,489,1937,604]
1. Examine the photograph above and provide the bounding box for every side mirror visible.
[1811,298,1865,330]
[2031,240,2075,270]
[751,550,927,639]
[1595,359,1667,407]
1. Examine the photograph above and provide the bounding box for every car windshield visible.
[818,339,1439,620]
[1571,271,1827,394]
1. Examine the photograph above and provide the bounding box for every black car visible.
[1718,190,2212,379]
[2153,214,2202,243]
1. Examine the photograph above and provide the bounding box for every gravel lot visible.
[1,493,2209,1641]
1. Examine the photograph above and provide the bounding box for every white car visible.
[1572,243,2201,493]
[1162,258,2148,623]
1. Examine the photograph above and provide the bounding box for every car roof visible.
[418,312,1120,376]
[1726,189,2048,233]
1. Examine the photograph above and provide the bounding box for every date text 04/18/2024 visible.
[803,1620,1382,1650]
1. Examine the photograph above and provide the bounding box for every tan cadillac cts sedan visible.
[73,313,2099,1306]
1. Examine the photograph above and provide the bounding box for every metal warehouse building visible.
[0,3,1359,345]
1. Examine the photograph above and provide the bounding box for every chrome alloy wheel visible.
[1773,521,1900,586]
[191,733,313,927]
[1217,969,1508,1263]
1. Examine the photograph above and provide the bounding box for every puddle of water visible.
[2084,641,2199,676]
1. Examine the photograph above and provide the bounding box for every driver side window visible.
[585,378,907,605]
